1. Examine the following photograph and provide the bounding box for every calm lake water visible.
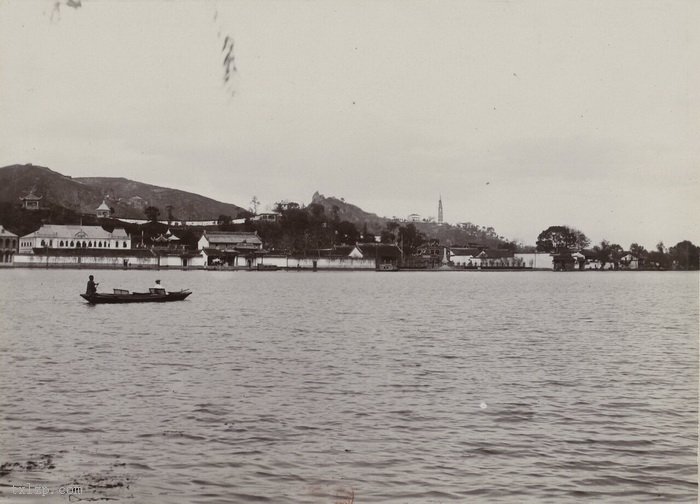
[0,269,697,503]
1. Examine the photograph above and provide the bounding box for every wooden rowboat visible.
[80,288,192,304]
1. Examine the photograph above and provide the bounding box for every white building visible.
[198,231,265,268]
[0,226,18,264]
[19,225,131,253]
[96,200,111,218]
[251,212,280,223]
[117,218,220,227]
[198,231,263,251]
[514,252,555,270]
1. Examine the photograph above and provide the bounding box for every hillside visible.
[310,191,512,248]
[75,177,246,219]
[0,164,105,214]
[0,164,246,220]
[0,164,512,248]
[311,191,389,234]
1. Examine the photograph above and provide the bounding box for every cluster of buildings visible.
[3,194,639,271]
[2,220,642,271]
[0,220,549,271]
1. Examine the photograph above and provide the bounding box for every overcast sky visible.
[1,0,698,248]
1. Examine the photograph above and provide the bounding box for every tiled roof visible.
[482,249,514,259]
[19,191,42,200]
[0,226,17,237]
[22,225,130,240]
[309,246,355,257]
[203,231,262,245]
[450,247,482,256]
[355,243,401,258]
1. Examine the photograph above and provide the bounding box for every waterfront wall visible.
[158,254,206,269]
[9,252,373,270]
[515,253,554,270]
[260,255,376,270]
[14,253,158,269]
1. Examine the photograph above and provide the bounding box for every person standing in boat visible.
[86,275,98,295]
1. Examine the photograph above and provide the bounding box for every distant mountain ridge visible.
[0,164,511,247]
[0,164,246,220]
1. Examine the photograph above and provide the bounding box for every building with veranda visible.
[18,225,131,253]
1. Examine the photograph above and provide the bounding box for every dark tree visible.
[144,206,160,222]
[608,243,624,268]
[629,243,648,258]
[336,221,359,245]
[669,240,700,270]
[308,203,325,222]
[166,205,176,222]
[592,241,629,269]
[398,223,424,255]
[536,225,590,253]
[498,241,518,252]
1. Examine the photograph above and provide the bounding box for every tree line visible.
[217,202,429,256]
[536,225,699,270]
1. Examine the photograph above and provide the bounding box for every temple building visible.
[96,200,111,218]
[18,225,131,253]
[19,188,42,210]
[198,231,265,268]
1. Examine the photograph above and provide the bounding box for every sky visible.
[1,0,698,249]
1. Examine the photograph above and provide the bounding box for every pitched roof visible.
[0,226,17,237]
[450,247,482,257]
[203,231,262,245]
[19,190,42,200]
[355,243,401,258]
[482,249,515,259]
[96,200,110,211]
[308,246,355,257]
[21,225,130,240]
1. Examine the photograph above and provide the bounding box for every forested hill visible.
[0,164,105,214]
[310,191,513,248]
[75,177,246,219]
[0,163,513,248]
[310,191,389,234]
[0,164,246,220]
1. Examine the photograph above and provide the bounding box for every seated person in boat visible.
[86,275,99,295]
[152,279,165,293]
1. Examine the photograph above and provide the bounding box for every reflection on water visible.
[0,270,697,503]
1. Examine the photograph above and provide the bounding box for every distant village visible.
[0,187,697,271]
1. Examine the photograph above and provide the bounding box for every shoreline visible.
[0,264,664,272]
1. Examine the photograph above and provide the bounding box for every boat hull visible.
[80,290,192,304]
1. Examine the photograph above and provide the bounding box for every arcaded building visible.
[18,225,131,253]
[0,226,18,264]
